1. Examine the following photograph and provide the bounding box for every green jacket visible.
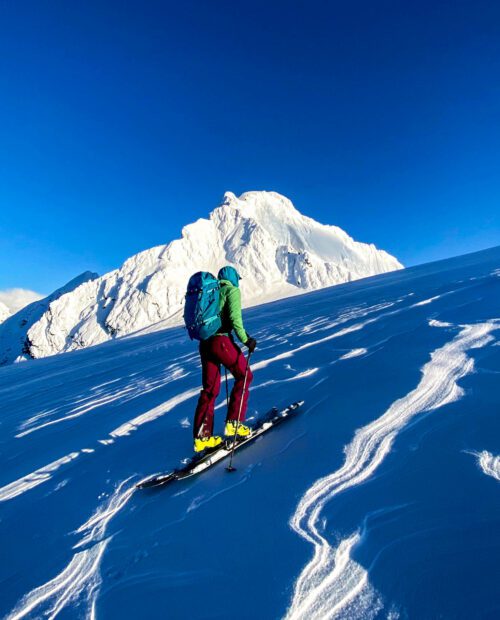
[217,279,248,344]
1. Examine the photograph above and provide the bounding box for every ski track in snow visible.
[285,319,499,620]
[471,450,500,482]
[5,479,136,620]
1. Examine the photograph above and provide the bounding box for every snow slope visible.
[0,272,98,365]
[13,191,401,361]
[0,246,498,619]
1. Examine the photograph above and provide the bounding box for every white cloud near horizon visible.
[0,288,45,314]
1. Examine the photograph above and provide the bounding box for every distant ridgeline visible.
[0,191,402,364]
[0,272,99,365]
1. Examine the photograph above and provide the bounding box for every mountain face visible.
[0,272,98,365]
[3,191,402,363]
[1,247,498,619]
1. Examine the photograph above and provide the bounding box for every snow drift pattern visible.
[15,191,401,361]
[5,479,135,620]
[0,452,80,502]
[285,320,499,619]
[1,246,498,619]
[474,450,500,482]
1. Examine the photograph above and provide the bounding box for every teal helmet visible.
[218,265,241,287]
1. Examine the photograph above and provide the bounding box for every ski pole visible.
[224,367,229,412]
[226,351,252,472]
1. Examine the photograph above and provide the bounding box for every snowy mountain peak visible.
[0,191,402,362]
[232,189,293,208]
[223,190,300,217]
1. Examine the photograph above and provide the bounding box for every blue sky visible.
[1,0,499,295]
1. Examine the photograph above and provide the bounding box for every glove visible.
[245,336,257,353]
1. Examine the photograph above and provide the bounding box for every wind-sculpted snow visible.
[338,348,368,360]
[428,319,452,328]
[251,367,319,391]
[0,452,80,502]
[253,316,380,372]
[6,541,107,620]
[472,450,500,482]
[8,191,401,362]
[254,293,443,373]
[15,362,188,438]
[109,386,201,438]
[0,285,470,505]
[5,479,135,620]
[1,246,499,619]
[285,320,499,620]
[16,388,137,438]
[74,479,136,548]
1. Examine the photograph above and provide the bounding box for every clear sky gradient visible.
[1,0,499,294]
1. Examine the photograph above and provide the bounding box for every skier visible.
[193,266,257,452]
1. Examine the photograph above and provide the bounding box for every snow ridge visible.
[10,191,401,361]
[285,320,499,619]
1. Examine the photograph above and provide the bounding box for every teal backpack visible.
[183,272,222,341]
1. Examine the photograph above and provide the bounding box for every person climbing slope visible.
[191,266,257,453]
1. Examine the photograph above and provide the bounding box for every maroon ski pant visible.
[193,335,253,438]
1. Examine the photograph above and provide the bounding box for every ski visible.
[136,400,304,489]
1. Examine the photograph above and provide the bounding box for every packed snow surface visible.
[0,246,499,619]
[6,191,401,362]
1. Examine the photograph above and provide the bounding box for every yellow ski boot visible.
[194,435,223,453]
[224,420,252,438]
